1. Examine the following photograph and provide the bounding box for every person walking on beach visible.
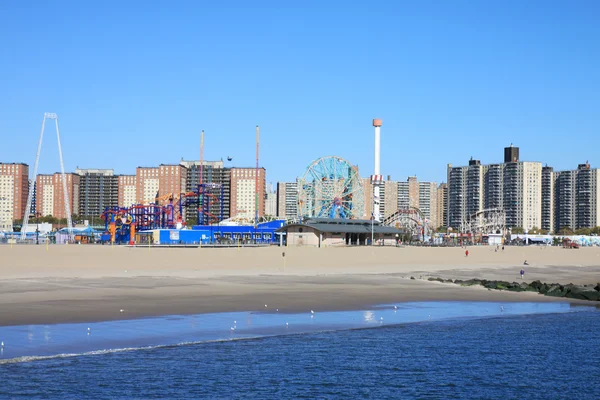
[465,249,469,257]
[502,245,505,251]
[520,269,525,279]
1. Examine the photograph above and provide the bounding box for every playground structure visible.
[297,156,365,220]
[101,184,225,244]
[382,207,430,241]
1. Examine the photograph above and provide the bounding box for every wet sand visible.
[0,245,598,326]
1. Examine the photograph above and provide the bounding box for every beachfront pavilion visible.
[276,218,405,247]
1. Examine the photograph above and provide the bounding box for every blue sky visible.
[1,1,599,185]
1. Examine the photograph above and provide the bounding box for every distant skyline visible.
[1,1,599,183]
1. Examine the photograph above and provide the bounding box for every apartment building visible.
[436,183,447,229]
[230,167,266,219]
[447,147,542,231]
[0,163,29,230]
[503,161,542,231]
[419,181,438,228]
[554,170,576,231]
[541,166,554,232]
[136,167,159,204]
[553,163,600,231]
[76,168,118,217]
[36,173,80,219]
[118,175,137,207]
[180,159,231,221]
[383,178,398,219]
[265,183,277,217]
[276,181,298,220]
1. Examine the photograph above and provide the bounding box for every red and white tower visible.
[370,119,383,222]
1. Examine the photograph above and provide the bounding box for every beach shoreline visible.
[0,245,598,326]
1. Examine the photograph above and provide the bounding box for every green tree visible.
[436,226,448,233]
[575,227,592,235]
[511,227,524,234]
[558,227,574,235]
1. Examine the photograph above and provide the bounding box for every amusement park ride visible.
[101,184,225,244]
[297,155,365,220]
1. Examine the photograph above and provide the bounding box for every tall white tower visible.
[371,119,383,222]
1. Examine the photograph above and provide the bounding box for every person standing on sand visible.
[520,269,525,279]
[465,250,469,257]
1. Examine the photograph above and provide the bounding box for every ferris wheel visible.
[298,156,365,219]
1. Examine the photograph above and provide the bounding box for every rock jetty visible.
[426,277,600,301]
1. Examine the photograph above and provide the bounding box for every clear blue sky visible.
[1,1,599,185]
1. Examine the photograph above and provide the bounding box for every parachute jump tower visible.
[371,119,383,222]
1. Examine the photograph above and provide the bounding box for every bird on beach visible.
[234,320,237,325]
[286,322,289,327]
[394,305,397,309]
[265,304,268,308]
[120,309,125,313]
[1,341,4,347]
[311,310,315,314]
[230,326,235,331]
[380,317,384,322]
[87,327,91,335]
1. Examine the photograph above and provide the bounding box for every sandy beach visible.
[0,244,599,326]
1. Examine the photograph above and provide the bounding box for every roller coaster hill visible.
[100,185,284,245]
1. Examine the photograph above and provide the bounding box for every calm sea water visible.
[1,306,599,398]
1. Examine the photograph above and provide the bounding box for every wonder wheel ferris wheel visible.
[298,156,365,220]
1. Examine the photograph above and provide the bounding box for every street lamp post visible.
[36,212,40,245]
[371,212,374,246]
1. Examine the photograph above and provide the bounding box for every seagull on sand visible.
[1,341,4,347]
[265,304,268,308]
[120,309,125,313]
[87,327,91,335]
[286,322,289,327]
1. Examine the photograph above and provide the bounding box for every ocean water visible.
[1,303,599,399]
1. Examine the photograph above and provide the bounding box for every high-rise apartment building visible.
[276,181,298,220]
[158,164,187,201]
[265,183,277,217]
[419,181,438,228]
[230,167,266,219]
[447,164,468,229]
[553,163,600,231]
[447,147,542,231]
[136,167,159,204]
[76,168,118,217]
[118,175,137,207]
[0,163,29,230]
[503,161,542,230]
[36,173,80,219]
[436,183,447,229]
[484,164,503,210]
[541,166,554,232]
[383,178,398,219]
[180,159,231,221]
